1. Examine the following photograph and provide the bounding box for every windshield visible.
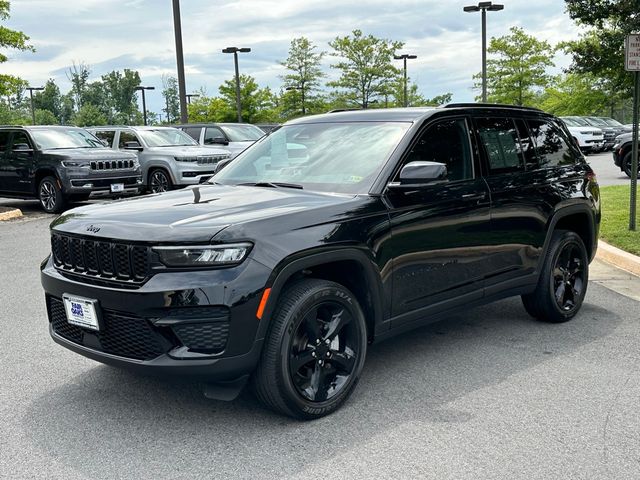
[213,121,411,194]
[31,128,104,150]
[586,117,607,126]
[602,118,623,127]
[138,129,198,147]
[220,124,265,142]
[567,117,590,127]
[561,118,579,127]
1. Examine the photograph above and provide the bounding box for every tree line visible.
[1,0,638,126]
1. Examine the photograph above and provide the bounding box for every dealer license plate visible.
[62,294,100,331]
[110,183,124,193]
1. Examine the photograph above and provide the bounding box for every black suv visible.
[0,126,142,213]
[41,105,600,419]
[612,132,636,177]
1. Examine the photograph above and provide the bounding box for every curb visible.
[0,208,22,221]
[596,240,640,277]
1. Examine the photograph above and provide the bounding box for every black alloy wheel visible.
[149,169,172,193]
[252,279,367,419]
[38,176,66,213]
[288,301,360,403]
[522,230,589,323]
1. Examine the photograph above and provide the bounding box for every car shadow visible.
[22,296,620,479]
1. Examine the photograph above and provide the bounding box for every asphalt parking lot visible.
[0,150,638,479]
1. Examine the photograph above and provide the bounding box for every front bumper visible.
[65,174,143,196]
[41,255,272,380]
[172,162,221,186]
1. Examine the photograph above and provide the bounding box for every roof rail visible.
[327,108,363,113]
[443,102,543,112]
[0,125,26,128]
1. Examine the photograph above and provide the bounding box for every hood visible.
[51,184,356,243]
[146,145,230,157]
[43,148,137,160]
[565,126,602,134]
[615,132,632,143]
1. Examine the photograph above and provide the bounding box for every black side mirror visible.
[13,143,33,152]
[123,141,143,151]
[206,136,229,146]
[389,161,448,188]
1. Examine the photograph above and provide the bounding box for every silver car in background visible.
[176,123,266,158]
[89,126,230,193]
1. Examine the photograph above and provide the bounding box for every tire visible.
[252,278,368,420]
[148,169,172,193]
[522,230,589,323]
[622,151,633,178]
[38,176,66,213]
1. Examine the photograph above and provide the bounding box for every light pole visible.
[26,86,44,125]
[393,54,417,107]
[285,85,305,115]
[135,86,155,125]
[186,93,200,104]
[172,0,188,123]
[464,1,504,103]
[222,47,251,122]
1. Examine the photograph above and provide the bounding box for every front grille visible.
[197,155,227,165]
[48,297,167,361]
[51,233,151,285]
[90,159,136,170]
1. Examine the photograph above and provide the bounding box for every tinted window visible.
[183,127,202,141]
[402,119,473,181]
[204,127,225,144]
[219,124,264,142]
[118,130,140,149]
[527,119,575,167]
[10,131,32,150]
[0,131,11,152]
[475,117,524,174]
[514,119,537,169]
[93,130,115,147]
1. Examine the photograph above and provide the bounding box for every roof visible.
[86,125,179,131]
[171,122,260,128]
[0,125,86,130]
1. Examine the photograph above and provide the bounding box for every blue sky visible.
[4,0,583,114]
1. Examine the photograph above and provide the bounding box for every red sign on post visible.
[625,34,640,71]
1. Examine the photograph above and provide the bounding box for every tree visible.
[280,37,325,115]
[32,79,62,121]
[73,103,107,127]
[66,62,91,111]
[562,0,640,97]
[219,74,277,123]
[535,73,609,115]
[161,75,180,123]
[1,0,34,98]
[328,30,403,108]
[477,26,555,106]
[101,69,141,124]
[424,93,453,106]
[187,96,229,123]
[34,108,58,125]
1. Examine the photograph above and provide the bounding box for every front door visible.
[3,130,35,193]
[0,130,10,191]
[385,117,492,323]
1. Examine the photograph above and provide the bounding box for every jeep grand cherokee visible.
[41,105,600,419]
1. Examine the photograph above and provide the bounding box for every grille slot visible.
[171,323,229,353]
[90,160,135,170]
[51,233,151,286]
[48,297,167,361]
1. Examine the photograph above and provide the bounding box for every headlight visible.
[61,161,90,168]
[153,243,252,267]
[579,131,593,135]
[175,156,198,162]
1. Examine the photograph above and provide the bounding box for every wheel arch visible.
[34,168,60,194]
[542,204,597,265]
[257,248,385,343]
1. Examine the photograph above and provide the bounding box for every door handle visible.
[461,192,487,201]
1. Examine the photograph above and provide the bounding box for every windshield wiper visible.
[237,181,303,190]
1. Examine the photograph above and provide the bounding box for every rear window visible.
[527,119,576,167]
[475,117,525,174]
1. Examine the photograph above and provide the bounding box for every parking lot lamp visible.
[393,54,418,107]
[222,47,251,122]
[186,93,200,104]
[464,1,504,103]
[172,0,188,123]
[26,86,44,125]
[135,86,155,126]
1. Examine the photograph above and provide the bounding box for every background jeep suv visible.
[42,105,600,419]
[90,126,230,193]
[176,122,266,158]
[0,126,141,213]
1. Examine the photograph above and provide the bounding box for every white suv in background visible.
[560,117,604,154]
[176,123,266,158]
[90,126,230,193]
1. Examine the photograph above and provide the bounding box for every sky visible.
[3,0,584,115]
